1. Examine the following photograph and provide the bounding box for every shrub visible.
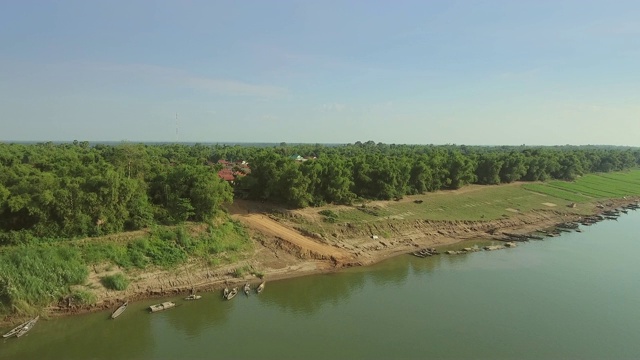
[70,289,97,305]
[319,209,338,218]
[101,273,130,291]
[232,265,251,278]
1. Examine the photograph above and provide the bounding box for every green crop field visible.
[522,184,592,202]
[316,170,640,226]
[524,171,640,202]
[598,171,640,185]
[548,181,622,198]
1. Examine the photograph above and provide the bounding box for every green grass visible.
[78,218,252,269]
[540,172,640,200]
[0,214,253,317]
[336,206,391,222]
[232,265,252,278]
[328,186,556,222]
[522,184,593,202]
[70,289,97,305]
[0,244,88,315]
[100,273,130,290]
[598,173,640,186]
[314,170,640,224]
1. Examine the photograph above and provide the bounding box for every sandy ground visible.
[33,194,639,322]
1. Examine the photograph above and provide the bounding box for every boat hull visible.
[149,302,176,312]
[111,302,128,319]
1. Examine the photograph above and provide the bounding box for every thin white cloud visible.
[93,62,288,98]
[320,103,347,112]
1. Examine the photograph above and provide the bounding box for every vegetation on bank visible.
[0,142,638,242]
[0,141,638,318]
[289,171,640,237]
[0,217,251,317]
[0,245,88,315]
[100,273,130,291]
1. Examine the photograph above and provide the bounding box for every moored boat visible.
[243,283,251,296]
[15,316,39,338]
[256,282,265,294]
[185,294,202,300]
[223,287,230,298]
[149,301,176,312]
[225,287,238,300]
[3,317,34,338]
[111,301,128,319]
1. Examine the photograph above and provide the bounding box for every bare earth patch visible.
[542,202,557,207]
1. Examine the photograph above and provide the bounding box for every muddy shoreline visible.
[3,197,638,327]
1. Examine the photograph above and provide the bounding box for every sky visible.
[1,0,639,146]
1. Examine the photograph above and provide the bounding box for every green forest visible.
[1,141,639,242]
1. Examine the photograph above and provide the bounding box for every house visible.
[216,159,250,183]
[217,168,235,182]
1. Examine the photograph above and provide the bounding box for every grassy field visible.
[316,170,640,224]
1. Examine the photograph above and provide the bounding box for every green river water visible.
[2,210,639,360]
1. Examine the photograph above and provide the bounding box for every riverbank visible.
[39,194,640,323]
[2,182,639,328]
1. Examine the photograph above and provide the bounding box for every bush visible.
[232,265,251,278]
[357,207,380,216]
[101,273,130,291]
[318,209,338,218]
[70,289,97,305]
[319,209,339,223]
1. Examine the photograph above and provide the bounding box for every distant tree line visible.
[226,142,640,207]
[0,141,638,242]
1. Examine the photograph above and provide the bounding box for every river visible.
[2,210,639,359]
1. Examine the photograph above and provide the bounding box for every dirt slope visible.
[229,202,354,264]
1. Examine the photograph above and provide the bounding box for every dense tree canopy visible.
[0,142,233,243]
[0,141,638,242]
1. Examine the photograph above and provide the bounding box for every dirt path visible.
[229,204,354,264]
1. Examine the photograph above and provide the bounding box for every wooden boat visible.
[256,282,265,294]
[223,287,229,299]
[185,294,202,300]
[111,301,128,319]
[243,283,251,296]
[149,301,176,313]
[225,287,238,300]
[15,316,39,338]
[3,317,34,338]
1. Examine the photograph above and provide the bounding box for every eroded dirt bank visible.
[32,196,640,323]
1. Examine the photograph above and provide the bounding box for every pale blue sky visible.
[1,1,639,145]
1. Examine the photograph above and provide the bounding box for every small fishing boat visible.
[3,317,34,338]
[149,301,176,313]
[111,301,128,319]
[15,316,39,338]
[256,282,265,294]
[185,294,202,300]
[223,287,230,299]
[243,283,251,296]
[225,287,238,300]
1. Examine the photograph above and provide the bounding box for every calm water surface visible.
[2,211,639,359]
